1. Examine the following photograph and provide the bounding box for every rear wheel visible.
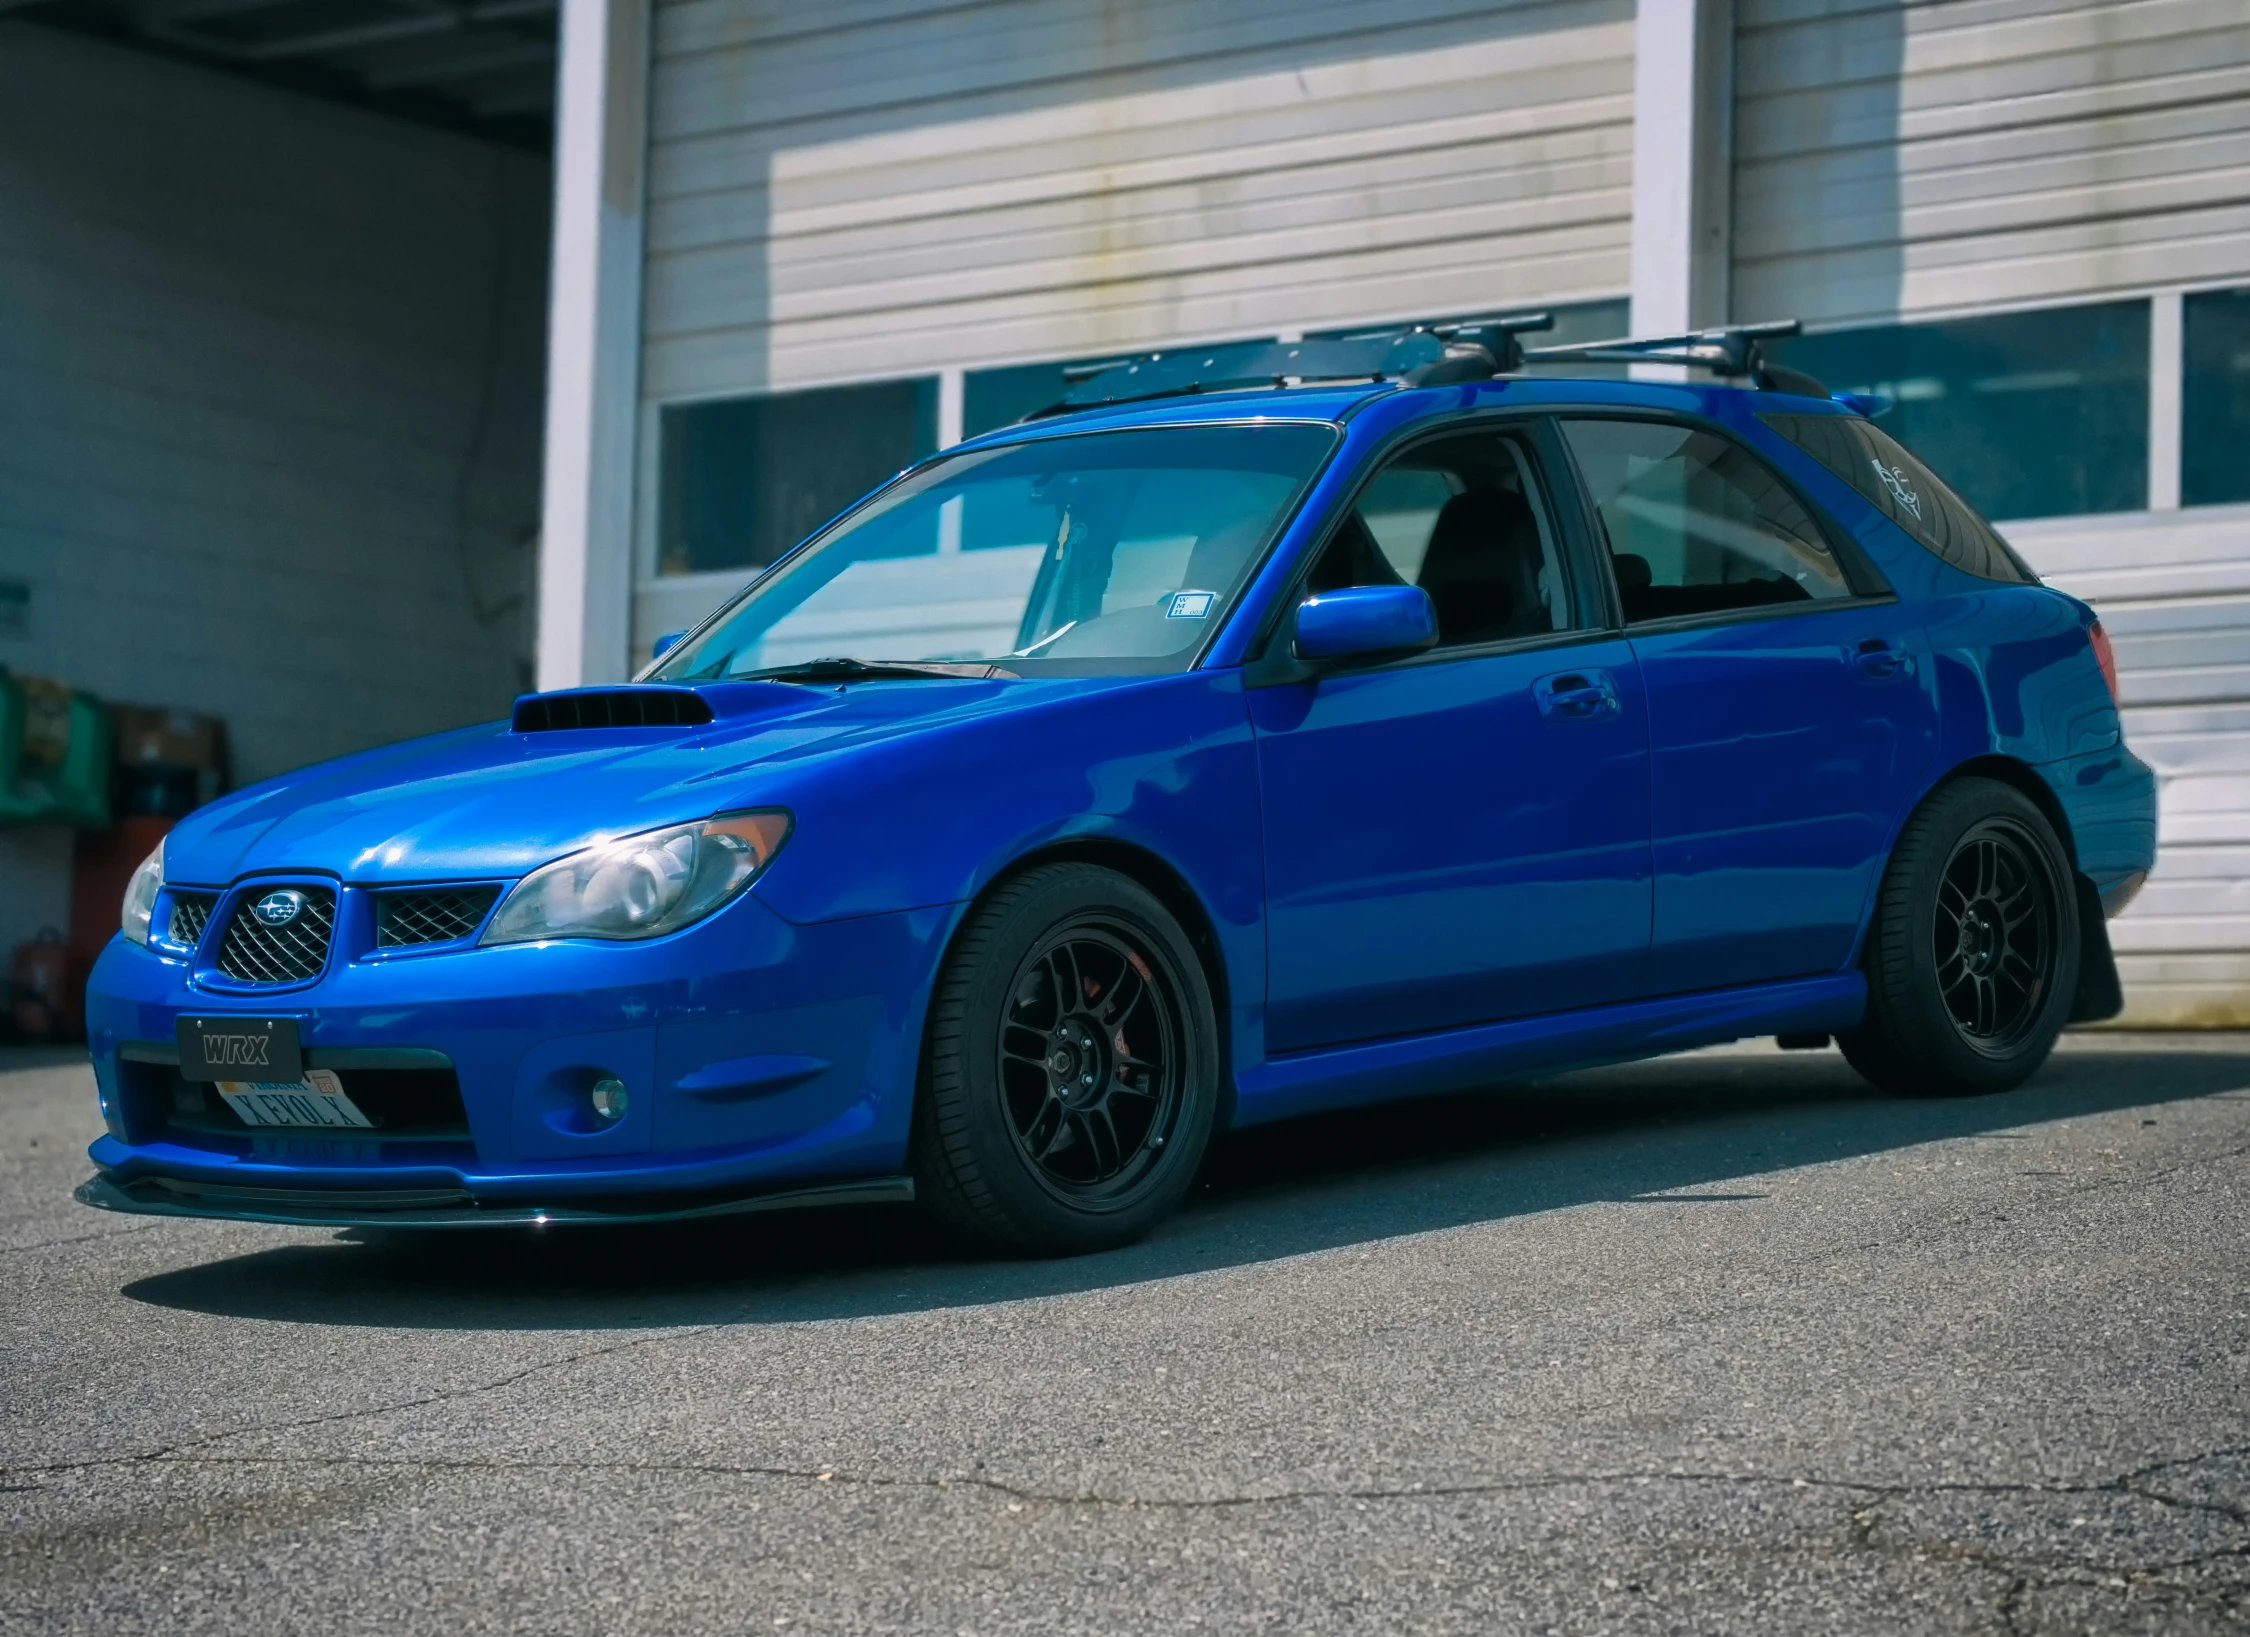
[911,863,1219,1255]
[1839,778,2079,1098]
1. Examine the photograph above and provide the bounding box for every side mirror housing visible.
[1294,585,1437,664]
[652,630,686,660]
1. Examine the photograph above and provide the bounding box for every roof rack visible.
[1030,311,1558,418]
[1520,318,1829,396]
[1025,315,1834,421]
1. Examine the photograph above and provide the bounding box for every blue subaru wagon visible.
[80,319,2156,1254]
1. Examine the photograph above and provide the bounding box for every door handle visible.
[1850,637,1913,680]
[1534,669,1619,721]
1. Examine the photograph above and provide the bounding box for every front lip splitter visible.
[74,1169,915,1229]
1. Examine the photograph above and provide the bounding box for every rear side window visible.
[1559,419,1855,623]
[1760,412,2036,585]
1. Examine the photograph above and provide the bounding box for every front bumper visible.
[81,890,956,1218]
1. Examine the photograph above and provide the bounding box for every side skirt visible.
[1231,972,1868,1127]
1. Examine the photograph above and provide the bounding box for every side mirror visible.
[652,630,686,660]
[1293,585,1437,664]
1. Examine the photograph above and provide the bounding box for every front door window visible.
[1305,430,1577,649]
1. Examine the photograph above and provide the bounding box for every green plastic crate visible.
[0,672,112,828]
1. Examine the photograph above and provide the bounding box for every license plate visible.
[216,1068,373,1130]
[178,1016,302,1082]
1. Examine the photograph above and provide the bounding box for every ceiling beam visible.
[240,0,553,61]
[471,70,555,116]
[364,35,553,89]
[145,0,554,63]
[150,0,331,23]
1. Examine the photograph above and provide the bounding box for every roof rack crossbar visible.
[1016,316,1827,424]
[1520,318,1802,377]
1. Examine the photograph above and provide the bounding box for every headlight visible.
[121,840,164,947]
[480,810,792,945]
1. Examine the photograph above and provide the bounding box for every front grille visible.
[514,688,712,732]
[376,887,498,947]
[215,887,336,983]
[167,893,216,949]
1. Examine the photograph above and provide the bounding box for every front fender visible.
[745,669,1267,1018]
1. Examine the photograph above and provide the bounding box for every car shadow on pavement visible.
[121,1043,2250,1331]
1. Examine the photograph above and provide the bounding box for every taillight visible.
[2089,620,2120,704]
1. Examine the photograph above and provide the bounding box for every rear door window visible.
[1558,419,1856,623]
[1760,412,2036,585]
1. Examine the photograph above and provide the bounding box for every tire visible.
[910,863,1221,1255]
[1839,777,2080,1098]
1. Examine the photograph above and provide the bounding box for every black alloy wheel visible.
[1840,777,2080,1098]
[998,926,1183,1199]
[912,863,1219,1255]
[1933,818,2058,1054]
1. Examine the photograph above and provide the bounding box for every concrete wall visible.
[0,23,551,957]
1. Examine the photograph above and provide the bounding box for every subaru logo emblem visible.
[251,889,306,927]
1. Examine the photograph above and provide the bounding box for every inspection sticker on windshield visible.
[1166,591,1216,619]
[216,1069,373,1130]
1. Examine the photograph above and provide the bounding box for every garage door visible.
[641,0,1638,400]
[1734,0,2250,325]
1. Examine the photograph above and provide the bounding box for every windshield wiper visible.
[737,657,1002,685]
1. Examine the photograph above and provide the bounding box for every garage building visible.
[4,0,2246,1025]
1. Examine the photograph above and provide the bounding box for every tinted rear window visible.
[1760,413,2036,585]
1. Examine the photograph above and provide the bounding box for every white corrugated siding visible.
[2005,506,2250,1026]
[640,0,1637,402]
[1734,0,2250,325]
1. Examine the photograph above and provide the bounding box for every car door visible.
[1249,421,1653,1053]
[1556,415,1940,996]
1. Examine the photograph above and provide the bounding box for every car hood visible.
[164,677,1124,886]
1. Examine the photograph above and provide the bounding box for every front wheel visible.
[1839,777,2080,1098]
[910,863,1220,1255]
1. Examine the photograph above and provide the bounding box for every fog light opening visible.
[588,1077,629,1125]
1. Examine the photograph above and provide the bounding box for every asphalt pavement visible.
[3,1035,2246,1635]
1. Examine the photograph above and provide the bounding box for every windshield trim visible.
[638,417,1345,684]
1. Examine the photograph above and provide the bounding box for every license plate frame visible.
[177,1016,302,1082]
[216,1068,374,1130]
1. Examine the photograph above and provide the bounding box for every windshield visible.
[650,423,1337,680]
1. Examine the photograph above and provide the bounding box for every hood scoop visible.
[512,686,715,733]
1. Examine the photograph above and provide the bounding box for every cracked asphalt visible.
[3,1036,2248,1635]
